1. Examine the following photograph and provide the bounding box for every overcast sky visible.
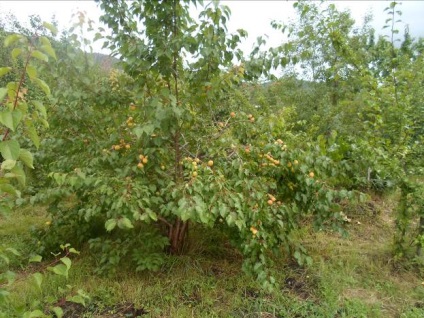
[1,1,423,54]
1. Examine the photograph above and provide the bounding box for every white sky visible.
[0,1,423,54]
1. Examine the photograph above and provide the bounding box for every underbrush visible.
[1,194,423,318]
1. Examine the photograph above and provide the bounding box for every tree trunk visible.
[168,218,188,255]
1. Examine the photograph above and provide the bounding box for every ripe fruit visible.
[245,147,250,154]
[230,112,236,118]
[287,162,292,168]
[137,163,144,169]
[161,165,165,170]
[125,144,131,149]
[129,103,136,111]
[114,145,121,151]
[195,158,200,163]
[249,117,255,123]
[294,160,299,165]
[250,226,258,235]
[309,171,315,178]
[207,160,214,167]
[192,171,198,177]
[142,157,148,164]
[267,199,274,205]
[268,194,276,202]
[247,114,253,119]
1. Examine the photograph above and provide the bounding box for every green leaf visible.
[31,50,48,62]
[69,248,80,254]
[19,149,34,169]
[32,100,47,119]
[5,247,20,256]
[40,44,57,60]
[10,165,26,186]
[32,78,51,95]
[0,87,7,101]
[43,22,58,35]
[0,183,18,196]
[0,110,23,131]
[49,263,68,278]
[0,140,20,160]
[0,67,12,78]
[105,219,117,232]
[61,257,72,270]
[67,294,86,306]
[0,111,13,130]
[26,65,37,80]
[25,119,40,148]
[117,217,134,229]
[1,159,16,170]
[51,307,63,318]
[11,47,22,60]
[4,34,22,47]
[29,255,42,263]
[33,272,43,290]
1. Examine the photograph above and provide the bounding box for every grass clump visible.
[1,195,423,317]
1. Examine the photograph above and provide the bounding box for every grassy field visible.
[1,194,423,318]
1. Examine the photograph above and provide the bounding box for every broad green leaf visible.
[10,165,26,186]
[105,218,117,232]
[40,44,57,60]
[32,100,47,118]
[5,247,20,256]
[0,88,7,101]
[6,81,18,100]
[117,217,134,229]
[0,109,23,131]
[0,67,12,78]
[69,248,80,254]
[11,47,22,60]
[4,34,22,47]
[12,109,23,129]
[51,307,63,318]
[1,159,16,170]
[49,263,68,278]
[43,21,58,35]
[19,149,34,169]
[31,50,48,62]
[26,65,37,80]
[0,183,18,196]
[40,36,51,47]
[29,255,42,263]
[0,111,14,130]
[32,78,51,95]
[61,257,72,270]
[134,123,154,138]
[25,119,40,148]
[0,140,20,160]
[33,272,43,290]
[67,294,86,306]
[147,209,158,221]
